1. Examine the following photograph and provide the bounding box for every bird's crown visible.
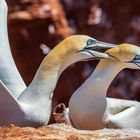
[56,35,93,53]
[106,43,140,62]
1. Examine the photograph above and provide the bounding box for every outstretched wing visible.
[0,81,24,126]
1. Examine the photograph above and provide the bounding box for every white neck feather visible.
[17,53,61,124]
[89,60,125,95]
[18,47,84,103]
[18,48,90,103]
[69,59,125,129]
[70,59,125,101]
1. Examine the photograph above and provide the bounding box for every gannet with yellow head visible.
[106,44,140,129]
[69,43,140,130]
[0,33,115,126]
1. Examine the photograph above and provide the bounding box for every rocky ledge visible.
[1,123,140,140]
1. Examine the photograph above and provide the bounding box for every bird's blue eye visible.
[87,39,96,45]
[134,55,140,60]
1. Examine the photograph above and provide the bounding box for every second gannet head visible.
[106,43,140,69]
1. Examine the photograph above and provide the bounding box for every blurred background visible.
[6,0,140,113]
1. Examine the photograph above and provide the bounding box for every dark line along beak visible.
[85,40,115,52]
[125,60,140,68]
[124,54,140,67]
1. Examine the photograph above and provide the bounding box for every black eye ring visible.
[87,39,96,45]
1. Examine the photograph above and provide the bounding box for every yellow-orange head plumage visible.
[106,43,140,62]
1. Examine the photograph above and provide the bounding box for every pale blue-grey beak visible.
[80,39,116,60]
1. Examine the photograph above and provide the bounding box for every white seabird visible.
[69,43,140,130]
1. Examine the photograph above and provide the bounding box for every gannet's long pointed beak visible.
[80,39,116,60]
[86,50,117,60]
[85,40,115,51]
[85,39,116,51]
[96,40,115,49]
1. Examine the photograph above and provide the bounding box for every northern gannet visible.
[0,33,115,127]
[69,43,140,130]
[0,0,26,98]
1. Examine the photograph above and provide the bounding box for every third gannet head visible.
[106,43,140,69]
